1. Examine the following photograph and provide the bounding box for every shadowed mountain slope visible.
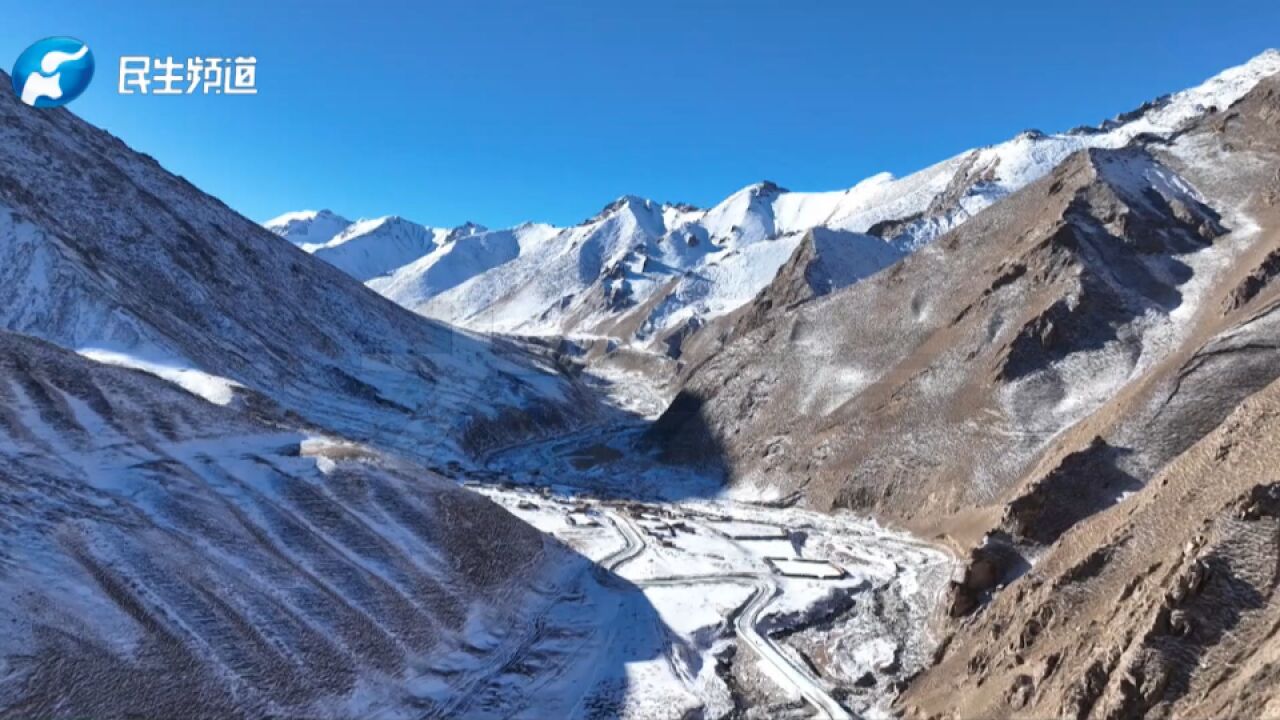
[0,330,586,718]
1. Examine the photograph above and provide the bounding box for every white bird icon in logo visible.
[20,43,89,106]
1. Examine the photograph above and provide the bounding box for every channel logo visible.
[11,36,95,108]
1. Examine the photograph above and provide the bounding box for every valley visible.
[446,370,952,719]
[3,39,1280,720]
[281,49,1280,718]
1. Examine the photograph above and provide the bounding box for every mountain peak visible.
[264,208,350,228]
[587,194,660,223]
[612,194,655,210]
[264,208,353,246]
[304,215,445,280]
[349,214,418,232]
[715,181,788,201]
[1249,47,1280,64]
[444,221,487,243]
[750,180,788,195]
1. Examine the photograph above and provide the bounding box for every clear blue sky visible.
[5,1,1278,228]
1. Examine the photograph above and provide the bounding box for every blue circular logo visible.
[11,36,95,108]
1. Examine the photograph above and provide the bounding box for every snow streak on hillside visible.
[0,67,599,467]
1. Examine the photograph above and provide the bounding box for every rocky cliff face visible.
[906,374,1280,720]
[655,139,1237,519]
[657,71,1280,718]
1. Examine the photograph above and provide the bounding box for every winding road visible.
[599,508,648,573]
[481,420,866,719]
[602,509,855,720]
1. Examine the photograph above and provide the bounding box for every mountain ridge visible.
[272,51,1280,364]
[646,62,1280,720]
[0,67,596,461]
[0,66,644,718]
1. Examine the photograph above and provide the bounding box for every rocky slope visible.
[0,73,593,460]
[0,331,570,718]
[905,374,1280,720]
[902,69,1280,720]
[653,62,1280,717]
[0,70,614,718]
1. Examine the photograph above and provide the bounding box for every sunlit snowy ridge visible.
[270,50,1280,356]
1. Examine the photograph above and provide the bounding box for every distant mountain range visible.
[270,50,1280,362]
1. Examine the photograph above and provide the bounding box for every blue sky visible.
[5,1,1278,228]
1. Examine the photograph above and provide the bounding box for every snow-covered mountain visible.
[0,70,591,462]
[7,38,1280,720]
[265,211,488,282]
[0,65,629,718]
[265,208,354,246]
[274,50,1280,357]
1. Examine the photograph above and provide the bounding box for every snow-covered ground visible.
[461,458,951,719]
[440,363,954,719]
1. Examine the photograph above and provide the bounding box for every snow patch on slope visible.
[78,347,242,405]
